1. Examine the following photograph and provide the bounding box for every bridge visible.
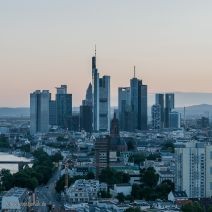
[0,160,33,170]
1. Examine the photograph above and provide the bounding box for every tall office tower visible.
[164,93,175,128]
[95,135,110,178]
[91,50,111,132]
[80,100,92,133]
[99,76,110,131]
[49,100,57,126]
[130,71,148,130]
[151,104,161,130]
[118,87,131,130]
[92,53,100,131]
[175,141,212,198]
[56,85,72,130]
[30,90,50,135]
[85,83,92,106]
[155,93,164,128]
[169,111,181,129]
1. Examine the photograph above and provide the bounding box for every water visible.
[0,152,32,173]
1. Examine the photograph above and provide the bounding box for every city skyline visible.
[1,0,212,107]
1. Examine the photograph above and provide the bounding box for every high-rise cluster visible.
[151,93,180,130]
[118,68,148,131]
[30,85,72,135]
[30,50,178,135]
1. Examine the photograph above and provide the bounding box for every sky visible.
[0,0,212,107]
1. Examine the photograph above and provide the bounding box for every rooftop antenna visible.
[95,44,96,57]
[134,66,136,78]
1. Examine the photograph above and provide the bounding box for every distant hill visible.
[0,108,29,117]
[175,104,212,119]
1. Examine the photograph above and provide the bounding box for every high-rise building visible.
[175,141,212,198]
[155,93,164,128]
[95,135,110,178]
[99,76,110,131]
[85,83,92,106]
[92,54,100,131]
[169,111,181,129]
[118,87,131,130]
[91,51,110,132]
[165,93,175,128]
[80,100,92,133]
[56,85,72,130]
[130,72,148,130]
[151,104,161,130]
[49,100,57,126]
[30,90,50,135]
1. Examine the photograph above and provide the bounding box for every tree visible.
[161,141,175,153]
[99,168,130,185]
[125,207,142,212]
[117,193,125,203]
[140,167,159,187]
[86,172,95,180]
[51,152,63,163]
[0,135,10,148]
[129,153,146,165]
[181,202,203,212]
[0,169,14,190]
[131,184,143,200]
[155,180,175,200]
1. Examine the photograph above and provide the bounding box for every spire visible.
[95,44,96,58]
[134,66,136,78]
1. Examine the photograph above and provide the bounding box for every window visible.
[210,152,212,160]
[210,182,212,190]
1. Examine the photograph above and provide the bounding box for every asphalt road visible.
[33,167,62,212]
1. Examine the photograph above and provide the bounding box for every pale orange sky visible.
[0,0,212,107]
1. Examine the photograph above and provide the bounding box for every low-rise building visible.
[66,179,107,203]
[1,187,29,212]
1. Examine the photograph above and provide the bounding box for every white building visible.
[1,187,29,212]
[66,179,107,203]
[175,141,212,198]
[110,183,132,197]
[30,90,50,135]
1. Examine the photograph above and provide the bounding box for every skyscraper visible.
[30,90,50,135]
[56,85,72,130]
[164,93,175,128]
[92,53,100,131]
[151,104,161,130]
[99,75,110,131]
[175,141,212,198]
[49,100,57,126]
[155,93,164,128]
[80,100,92,133]
[118,87,131,130]
[130,70,148,130]
[91,50,110,132]
[169,111,181,129]
[85,83,92,106]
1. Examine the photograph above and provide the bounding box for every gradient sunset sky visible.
[1,0,212,107]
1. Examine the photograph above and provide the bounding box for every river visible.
[0,152,32,173]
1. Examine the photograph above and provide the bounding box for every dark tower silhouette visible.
[110,113,120,138]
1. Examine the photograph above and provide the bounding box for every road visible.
[33,166,63,212]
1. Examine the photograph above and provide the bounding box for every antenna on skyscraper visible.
[134,66,136,78]
[95,44,96,57]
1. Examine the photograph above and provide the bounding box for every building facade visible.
[130,76,148,130]
[151,104,161,130]
[164,93,175,128]
[175,141,212,198]
[56,85,72,130]
[155,93,164,128]
[30,90,50,135]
